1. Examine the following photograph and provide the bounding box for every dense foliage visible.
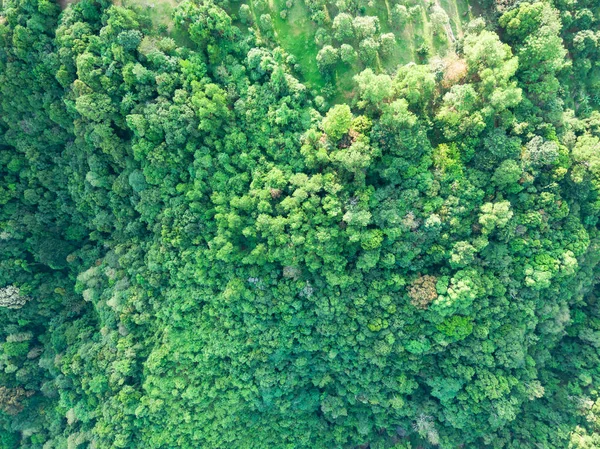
[1,0,600,447]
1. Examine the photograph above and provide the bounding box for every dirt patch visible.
[58,0,79,10]
[442,56,467,88]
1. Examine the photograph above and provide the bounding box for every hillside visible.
[233,0,477,98]
[1,0,600,448]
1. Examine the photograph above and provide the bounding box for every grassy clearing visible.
[118,0,177,31]
[269,0,326,90]
[259,0,476,100]
[120,0,196,45]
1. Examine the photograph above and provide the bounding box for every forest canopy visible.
[1,0,600,447]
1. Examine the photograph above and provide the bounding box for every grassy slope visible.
[270,0,325,90]
[257,0,477,101]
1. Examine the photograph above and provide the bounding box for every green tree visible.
[354,69,393,106]
[316,45,339,73]
[321,104,353,141]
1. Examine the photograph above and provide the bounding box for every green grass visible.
[119,0,195,46]
[269,0,326,90]
[122,0,179,30]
